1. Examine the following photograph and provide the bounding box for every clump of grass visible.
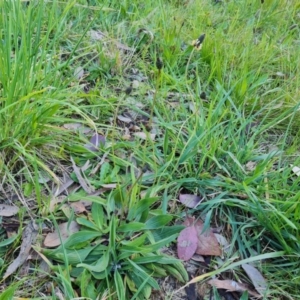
[0,0,97,192]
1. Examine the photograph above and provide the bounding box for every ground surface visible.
[0,0,300,299]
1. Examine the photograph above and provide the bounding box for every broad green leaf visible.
[152,225,184,242]
[42,246,95,265]
[240,291,249,300]
[109,216,117,249]
[163,265,186,282]
[68,194,107,206]
[106,165,120,183]
[78,269,97,299]
[0,283,18,299]
[125,275,137,293]
[77,250,109,272]
[171,260,189,282]
[92,202,105,229]
[91,270,107,280]
[133,254,180,265]
[144,215,173,229]
[110,187,126,209]
[64,231,102,248]
[114,270,126,300]
[76,217,99,231]
[127,259,159,289]
[202,209,213,234]
[129,197,158,221]
[100,162,111,182]
[143,234,178,252]
[120,233,147,247]
[118,222,146,232]
[118,249,140,261]
[132,255,166,264]
[144,263,167,277]
[0,234,19,248]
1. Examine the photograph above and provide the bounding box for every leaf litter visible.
[44,221,79,248]
[242,263,267,296]
[177,225,198,261]
[208,279,262,298]
[71,156,95,194]
[84,133,106,152]
[4,221,38,279]
[179,193,203,208]
[0,204,19,217]
[181,216,222,257]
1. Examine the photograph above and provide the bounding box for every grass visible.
[0,0,300,299]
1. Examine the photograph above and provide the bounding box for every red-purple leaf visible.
[85,134,105,151]
[177,226,198,261]
[182,217,221,256]
[179,194,202,208]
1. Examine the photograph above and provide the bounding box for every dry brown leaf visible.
[61,204,72,218]
[90,153,109,175]
[191,254,205,262]
[242,264,267,296]
[177,226,198,261]
[89,29,106,40]
[7,230,18,239]
[0,204,19,217]
[245,161,257,172]
[89,30,134,52]
[183,216,221,256]
[188,102,196,113]
[291,165,300,176]
[208,279,261,298]
[71,157,95,194]
[63,123,91,133]
[52,175,75,197]
[134,132,156,140]
[3,221,38,279]
[122,134,131,141]
[76,200,93,208]
[214,233,230,256]
[100,183,117,189]
[117,115,132,123]
[84,134,105,152]
[44,221,79,248]
[179,194,203,208]
[49,196,66,212]
[168,101,180,108]
[70,201,87,214]
[74,66,84,80]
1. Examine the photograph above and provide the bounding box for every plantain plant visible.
[40,186,187,300]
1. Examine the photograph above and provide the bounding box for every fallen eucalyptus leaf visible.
[134,132,156,140]
[0,204,19,217]
[85,133,105,152]
[117,115,132,123]
[208,279,261,298]
[44,221,79,248]
[177,226,198,261]
[242,263,267,296]
[179,194,202,208]
[4,221,38,279]
[74,66,84,80]
[71,157,95,194]
[290,165,300,176]
[183,216,221,256]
